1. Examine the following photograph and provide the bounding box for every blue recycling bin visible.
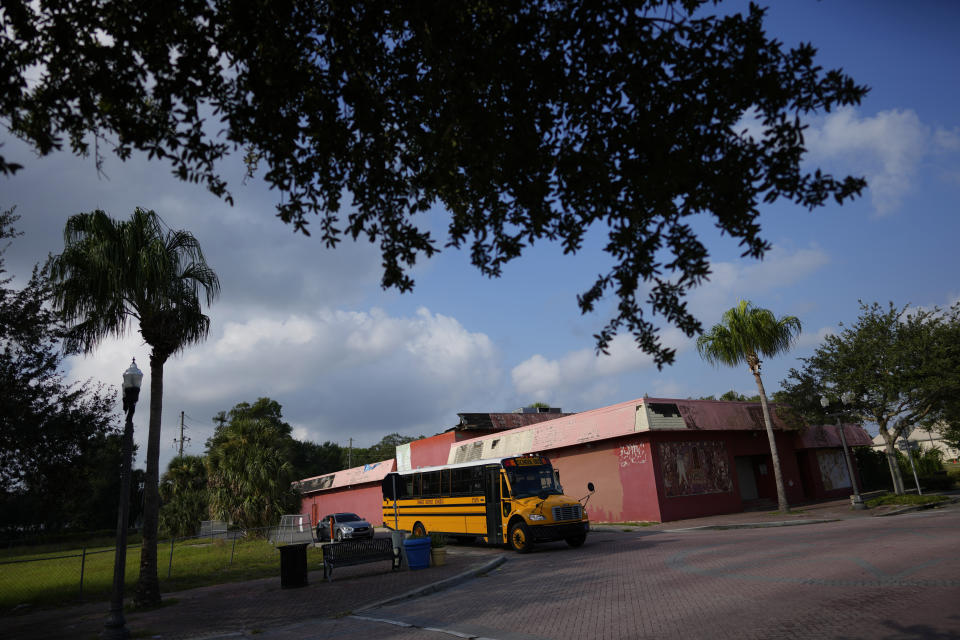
[402,537,430,570]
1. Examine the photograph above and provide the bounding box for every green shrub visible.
[919,473,955,491]
[900,448,943,476]
[854,447,893,491]
[865,493,948,508]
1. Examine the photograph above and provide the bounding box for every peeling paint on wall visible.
[618,443,649,467]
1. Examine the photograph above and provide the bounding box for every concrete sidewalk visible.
[3,493,956,640]
[593,491,960,533]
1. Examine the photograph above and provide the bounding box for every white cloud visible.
[512,245,833,407]
[934,127,960,152]
[63,305,502,469]
[511,329,687,404]
[804,108,954,216]
[795,325,836,350]
[687,245,830,322]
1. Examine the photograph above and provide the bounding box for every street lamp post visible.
[104,359,143,640]
[820,392,865,510]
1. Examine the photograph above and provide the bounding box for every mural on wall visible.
[817,450,851,490]
[659,441,732,497]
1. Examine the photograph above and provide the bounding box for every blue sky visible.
[3,1,958,473]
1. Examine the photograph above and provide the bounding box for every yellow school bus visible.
[381,455,591,553]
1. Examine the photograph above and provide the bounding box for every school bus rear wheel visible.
[412,522,427,538]
[508,521,532,553]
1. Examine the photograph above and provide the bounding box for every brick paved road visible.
[347,505,960,640]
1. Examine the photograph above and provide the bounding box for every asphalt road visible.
[280,504,960,640]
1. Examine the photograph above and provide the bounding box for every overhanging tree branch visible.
[1,1,868,364]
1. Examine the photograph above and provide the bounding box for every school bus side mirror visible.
[587,482,595,493]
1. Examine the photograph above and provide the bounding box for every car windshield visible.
[335,513,361,522]
[504,465,562,498]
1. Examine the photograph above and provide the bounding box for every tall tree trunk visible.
[881,432,906,495]
[753,368,790,513]
[134,353,165,607]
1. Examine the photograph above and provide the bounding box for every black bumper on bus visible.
[531,521,590,542]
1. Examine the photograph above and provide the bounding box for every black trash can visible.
[279,543,309,588]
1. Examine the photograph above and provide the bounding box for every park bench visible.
[322,537,400,582]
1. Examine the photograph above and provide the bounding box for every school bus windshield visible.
[504,464,562,498]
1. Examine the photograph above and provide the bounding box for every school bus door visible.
[484,465,503,543]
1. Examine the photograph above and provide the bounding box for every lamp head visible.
[122,359,143,411]
[123,359,143,390]
[819,395,829,409]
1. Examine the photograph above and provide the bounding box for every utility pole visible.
[173,411,190,458]
[348,437,352,468]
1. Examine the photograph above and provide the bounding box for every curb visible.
[663,518,840,532]
[355,555,508,612]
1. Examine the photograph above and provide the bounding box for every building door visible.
[484,465,503,544]
[735,456,758,500]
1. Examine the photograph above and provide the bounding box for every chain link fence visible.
[0,518,323,613]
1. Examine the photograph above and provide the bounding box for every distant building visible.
[296,398,870,525]
[870,422,960,463]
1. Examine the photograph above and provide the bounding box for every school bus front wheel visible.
[566,534,586,548]
[508,520,533,553]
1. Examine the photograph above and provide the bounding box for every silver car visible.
[317,512,375,542]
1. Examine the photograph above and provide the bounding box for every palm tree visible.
[696,300,801,513]
[206,416,297,530]
[48,208,219,607]
[159,455,209,538]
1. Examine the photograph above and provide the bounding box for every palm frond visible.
[697,300,802,369]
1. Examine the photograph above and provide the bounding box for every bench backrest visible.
[325,537,393,563]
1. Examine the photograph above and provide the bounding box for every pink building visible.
[297,398,871,524]
[296,408,572,527]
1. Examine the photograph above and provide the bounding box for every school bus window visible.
[441,469,451,496]
[504,465,562,498]
[450,468,467,495]
[422,470,440,497]
[406,474,417,497]
[470,467,483,493]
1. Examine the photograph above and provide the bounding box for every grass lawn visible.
[864,493,950,508]
[0,536,324,612]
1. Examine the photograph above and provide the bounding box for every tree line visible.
[159,397,421,538]
[0,209,136,539]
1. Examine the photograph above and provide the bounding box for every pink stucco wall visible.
[547,436,663,524]
[409,431,457,468]
[301,484,384,530]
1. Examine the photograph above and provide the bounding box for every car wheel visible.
[565,534,586,548]
[508,520,532,553]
